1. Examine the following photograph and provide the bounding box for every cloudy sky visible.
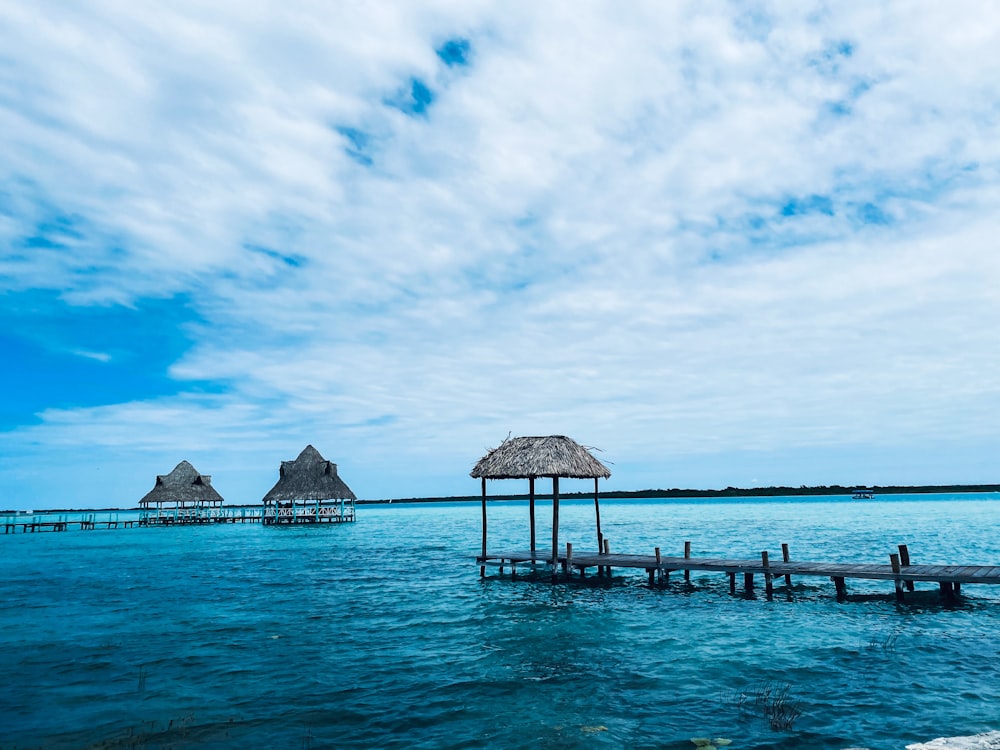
[3,1,1000,509]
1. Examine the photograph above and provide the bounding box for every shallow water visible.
[2,494,999,749]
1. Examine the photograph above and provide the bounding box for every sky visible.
[2,1,1000,509]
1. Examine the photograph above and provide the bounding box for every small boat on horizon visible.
[852,488,875,500]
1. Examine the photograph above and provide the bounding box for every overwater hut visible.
[138,460,224,524]
[261,445,357,524]
[471,435,611,575]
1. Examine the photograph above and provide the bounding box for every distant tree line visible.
[362,483,1000,504]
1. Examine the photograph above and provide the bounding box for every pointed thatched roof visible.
[139,460,225,506]
[262,445,357,503]
[470,435,611,480]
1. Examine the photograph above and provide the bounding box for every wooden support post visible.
[564,543,573,576]
[939,581,956,603]
[529,477,536,553]
[551,477,560,570]
[603,538,611,577]
[781,543,792,586]
[744,571,754,593]
[954,582,962,596]
[511,561,517,580]
[762,551,773,599]
[898,544,915,591]
[480,478,488,577]
[593,477,603,554]
[833,576,847,599]
[729,571,736,594]
[890,553,904,602]
[655,547,662,585]
[648,568,655,586]
[684,541,691,582]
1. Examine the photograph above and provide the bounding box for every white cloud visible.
[2,1,1000,506]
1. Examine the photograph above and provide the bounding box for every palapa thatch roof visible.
[470,435,611,480]
[139,460,224,506]
[262,445,357,503]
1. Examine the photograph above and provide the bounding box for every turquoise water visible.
[2,494,999,749]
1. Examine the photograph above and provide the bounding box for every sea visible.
[2,493,999,750]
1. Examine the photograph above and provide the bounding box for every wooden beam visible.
[593,477,603,553]
[529,477,536,552]
[480,477,487,577]
[551,477,560,569]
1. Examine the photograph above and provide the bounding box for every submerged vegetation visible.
[723,680,803,731]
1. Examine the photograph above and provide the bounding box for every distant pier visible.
[2,509,265,533]
[478,542,1000,603]
[3,516,138,533]
[2,503,360,534]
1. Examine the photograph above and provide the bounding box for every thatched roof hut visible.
[471,435,611,572]
[262,445,357,505]
[139,460,224,511]
[470,435,612,480]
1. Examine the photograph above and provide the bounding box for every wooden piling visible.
[684,541,691,582]
[890,553,904,601]
[833,576,847,598]
[898,544,915,592]
[528,477,536,553]
[551,477,560,570]
[781,543,792,586]
[939,581,957,603]
[762,551,773,599]
[564,543,572,576]
[603,538,611,576]
[655,547,662,585]
[744,571,754,593]
[729,571,736,594]
[480,477,487,577]
[593,477,603,554]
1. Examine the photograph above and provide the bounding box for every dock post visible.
[781,543,792,586]
[684,541,691,582]
[529,477,536,553]
[480,477,487,577]
[762,551,773,599]
[564,543,572,577]
[655,547,662,585]
[551,477,560,572]
[833,577,847,599]
[898,544,915,592]
[744,571,754,594]
[603,538,611,577]
[729,571,736,594]
[593,477,603,556]
[939,581,957,604]
[890,553,904,602]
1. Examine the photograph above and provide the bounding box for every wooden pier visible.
[2,504,362,533]
[4,517,139,533]
[478,542,1000,603]
[3,509,266,534]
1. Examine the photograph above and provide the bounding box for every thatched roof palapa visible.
[139,460,224,507]
[470,435,611,480]
[262,445,357,504]
[471,435,611,571]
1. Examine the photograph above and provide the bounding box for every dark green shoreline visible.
[358,483,1000,505]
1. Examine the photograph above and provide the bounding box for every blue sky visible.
[2,2,1000,509]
